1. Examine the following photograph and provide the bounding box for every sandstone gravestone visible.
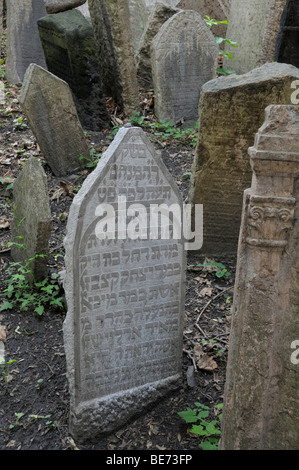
[151,10,218,124]
[176,0,231,37]
[11,157,51,283]
[5,0,47,84]
[38,9,110,131]
[63,125,186,441]
[220,105,299,450]
[224,0,287,74]
[88,0,140,117]
[45,0,87,14]
[19,64,89,177]
[135,3,179,89]
[188,62,299,256]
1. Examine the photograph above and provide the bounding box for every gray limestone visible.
[188,62,299,257]
[45,0,87,14]
[11,157,51,283]
[151,10,218,124]
[19,63,89,177]
[63,125,186,441]
[5,0,47,85]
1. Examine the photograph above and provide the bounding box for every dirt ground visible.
[0,41,236,453]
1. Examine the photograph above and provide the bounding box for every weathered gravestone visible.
[11,157,51,283]
[224,0,287,74]
[63,125,186,441]
[275,0,299,69]
[44,0,87,14]
[176,0,231,37]
[88,0,140,117]
[19,64,89,177]
[188,62,299,256]
[38,9,110,131]
[220,105,299,450]
[0,0,3,39]
[151,10,218,124]
[5,0,47,84]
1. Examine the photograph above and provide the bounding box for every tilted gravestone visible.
[151,10,218,124]
[63,125,186,441]
[88,0,140,117]
[220,105,299,450]
[19,64,89,177]
[11,157,51,283]
[38,9,110,131]
[44,0,87,14]
[188,62,299,256]
[5,0,47,84]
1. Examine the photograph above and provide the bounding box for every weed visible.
[178,402,223,450]
[13,116,27,130]
[0,359,18,393]
[79,148,102,169]
[189,261,231,278]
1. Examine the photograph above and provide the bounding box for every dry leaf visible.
[194,343,218,372]
[0,216,10,229]
[0,325,6,343]
[199,287,213,297]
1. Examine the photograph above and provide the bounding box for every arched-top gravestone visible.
[63,125,186,441]
[151,10,218,124]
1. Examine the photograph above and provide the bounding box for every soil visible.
[0,35,236,453]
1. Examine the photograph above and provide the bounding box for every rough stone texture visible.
[5,0,47,84]
[76,2,90,19]
[19,64,89,177]
[188,62,299,257]
[128,0,148,50]
[63,126,186,441]
[151,10,218,124]
[224,0,287,74]
[11,157,51,283]
[275,0,299,68]
[135,3,180,89]
[45,0,87,14]
[220,105,299,450]
[38,9,110,131]
[177,0,231,37]
[88,0,140,117]
[0,0,3,39]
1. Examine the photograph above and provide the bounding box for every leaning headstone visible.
[151,10,218,124]
[188,62,299,256]
[5,0,47,84]
[220,105,299,450]
[63,125,186,441]
[19,64,89,177]
[11,157,51,283]
[135,3,179,89]
[224,0,287,74]
[44,0,87,14]
[88,0,140,117]
[38,9,110,131]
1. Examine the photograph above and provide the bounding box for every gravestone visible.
[275,0,299,68]
[224,0,287,74]
[176,0,231,37]
[0,0,3,39]
[151,10,218,124]
[38,9,110,131]
[45,0,87,14]
[88,0,140,117]
[188,62,299,256]
[135,3,179,89]
[63,125,186,441]
[220,105,299,450]
[5,0,47,84]
[19,64,89,177]
[11,157,51,283]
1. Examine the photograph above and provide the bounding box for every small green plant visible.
[13,116,27,130]
[204,15,238,75]
[189,261,231,278]
[0,359,18,393]
[178,402,223,450]
[79,148,102,169]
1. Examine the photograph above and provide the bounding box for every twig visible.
[196,285,234,325]
[183,348,197,371]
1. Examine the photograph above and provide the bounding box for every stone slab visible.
[11,157,51,282]
[45,0,87,14]
[19,63,89,177]
[38,9,110,131]
[188,62,299,257]
[151,10,218,124]
[5,0,47,84]
[63,125,186,441]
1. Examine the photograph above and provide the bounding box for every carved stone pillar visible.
[220,105,299,450]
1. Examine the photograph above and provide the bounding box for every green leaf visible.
[200,438,219,450]
[190,424,207,436]
[35,305,44,316]
[177,408,199,423]
[0,300,13,311]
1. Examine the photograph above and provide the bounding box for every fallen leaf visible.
[0,216,10,229]
[0,325,6,342]
[199,287,213,297]
[194,343,218,372]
